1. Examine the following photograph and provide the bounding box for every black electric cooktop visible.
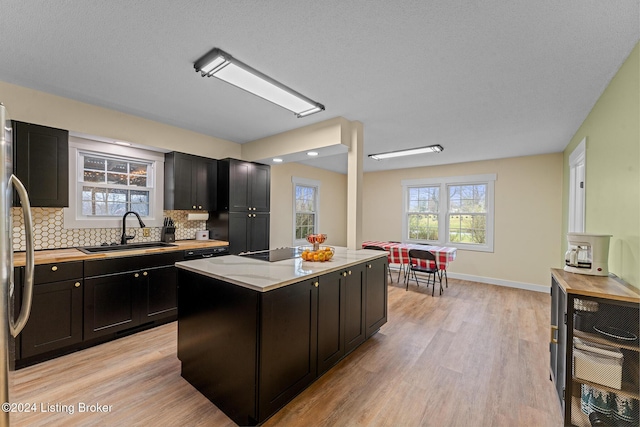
[238,247,301,262]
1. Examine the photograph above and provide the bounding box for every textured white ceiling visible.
[0,1,638,173]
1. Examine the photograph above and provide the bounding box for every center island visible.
[175,247,389,426]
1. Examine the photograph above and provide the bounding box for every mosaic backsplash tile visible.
[11,208,209,251]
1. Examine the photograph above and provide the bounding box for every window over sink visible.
[63,136,165,229]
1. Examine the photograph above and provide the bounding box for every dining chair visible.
[386,241,407,282]
[363,245,394,283]
[406,249,442,296]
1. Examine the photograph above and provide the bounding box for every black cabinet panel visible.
[250,163,271,212]
[365,258,388,337]
[259,278,318,422]
[12,121,69,207]
[344,265,366,353]
[219,212,269,255]
[178,270,259,426]
[142,265,178,321]
[21,279,83,358]
[84,273,139,339]
[164,152,217,211]
[317,272,344,375]
[84,252,184,340]
[211,159,270,254]
[249,213,270,253]
[228,160,251,211]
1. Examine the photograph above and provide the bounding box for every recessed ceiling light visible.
[307,151,319,156]
[273,158,283,163]
[113,141,132,146]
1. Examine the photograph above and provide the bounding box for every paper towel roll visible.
[187,213,209,221]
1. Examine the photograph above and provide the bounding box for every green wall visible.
[562,42,640,288]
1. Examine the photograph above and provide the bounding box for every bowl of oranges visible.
[299,246,335,262]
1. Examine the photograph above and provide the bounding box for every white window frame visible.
[402,173,496,252]
[64,136,165,229]
[292,177,321,246]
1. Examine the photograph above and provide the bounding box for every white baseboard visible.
[445,272,549,293]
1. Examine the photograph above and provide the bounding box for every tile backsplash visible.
[11,208,208,251]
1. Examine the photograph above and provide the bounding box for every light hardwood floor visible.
[9,278,564,427]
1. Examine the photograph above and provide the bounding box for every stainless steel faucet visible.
[120,211,146,244]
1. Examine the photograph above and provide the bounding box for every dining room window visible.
[292,177,321,246]
[402,174,496,252]
[407,186,440,241]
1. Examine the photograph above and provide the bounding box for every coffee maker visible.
[564,233,611,276]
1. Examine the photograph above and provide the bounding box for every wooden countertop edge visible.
[13,240,229,267]
[551,268,640,303]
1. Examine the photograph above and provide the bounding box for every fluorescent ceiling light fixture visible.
[272,158,283,163]
[113,141,132,146]
[194,48,325,118]
[306,151,319,156]
[369,144,444,160]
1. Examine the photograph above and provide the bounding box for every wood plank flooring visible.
[9,278,564,426]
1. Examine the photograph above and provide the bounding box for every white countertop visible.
[175,247,387,292]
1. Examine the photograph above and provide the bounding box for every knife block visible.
[161,226,175,243]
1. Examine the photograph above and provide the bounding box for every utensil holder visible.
[162,227,175,243]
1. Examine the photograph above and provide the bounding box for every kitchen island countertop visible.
[176,247,387,292]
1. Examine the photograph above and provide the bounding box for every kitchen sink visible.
[77,242,178,254]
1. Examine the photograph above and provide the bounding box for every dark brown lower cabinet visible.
[365,257,388,337]
[178,256,388,426]
[21,278,83,359]
[14,252,184,368]
[13,262,84,364]
[317,264,366,375]
[84,253,182,340]
[259,278,318,422]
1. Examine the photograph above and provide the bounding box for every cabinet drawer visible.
[34,261,83,284]
[84,252,184,278]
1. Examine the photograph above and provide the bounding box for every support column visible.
[347,121,363,250]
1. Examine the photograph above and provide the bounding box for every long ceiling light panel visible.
[194,48,325,118]
[368,144,444,160]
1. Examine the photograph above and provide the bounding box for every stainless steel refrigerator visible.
[0,103,35,427]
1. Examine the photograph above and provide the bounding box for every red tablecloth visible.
[362,241,457,270]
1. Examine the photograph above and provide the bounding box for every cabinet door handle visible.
[143,271,148,276]
[248,214,251,217]
[342,272,347,277]
[367,264,372,268]
[253,214,257,218]
[550,325,558,344]
[198,206,202,209]
[134,273,140,278]
[314,282,319,288]
[74,282,81,288]
[348,270,352,275]
[192,205,196,209]
[51,266,58,272]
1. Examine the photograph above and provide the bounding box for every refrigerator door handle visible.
[9,174,34,337]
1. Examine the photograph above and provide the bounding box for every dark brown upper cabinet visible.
[164,152,217,211]
[12,121,69,207]
[217,158,270,213]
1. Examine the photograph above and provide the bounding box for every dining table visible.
[361,240,457,284]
